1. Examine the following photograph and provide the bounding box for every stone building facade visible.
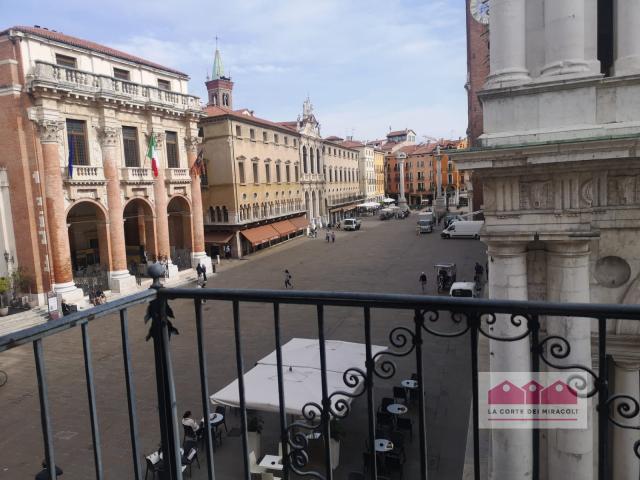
[200,52,307,258]
[374,148,385,201]
[455,1,640,478]
[0,26,210,304]
[323,138,362,224]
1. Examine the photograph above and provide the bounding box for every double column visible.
[37,120,84,301]
[150,132,177,277]
[545,241,593,479]
[185,136,212,272]
[486,0,531,87]
[614,0,640,76]
[486,242,533,479]
[396,152,407,209]
[97,126,136,293]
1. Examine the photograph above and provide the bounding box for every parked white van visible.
[450,282,477,298]
[343,218,362,231]
[440,220,483,239]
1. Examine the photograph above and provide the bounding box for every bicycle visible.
[0,369,7,387]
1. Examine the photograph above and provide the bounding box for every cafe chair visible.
[392,386,409,405]
[395,417,413,442]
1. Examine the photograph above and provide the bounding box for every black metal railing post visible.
[273,303,289,480]
[469,313,480,480]
[414,309,428,479]
[597,317,609,480]
[317,305,333,480]
[364,307,378,478]
[530,315,540,480]
[120,309,142,480]
[148,265,182,479]
[232,300,251,480]
[34,338,57,480]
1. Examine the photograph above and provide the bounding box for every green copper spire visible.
[212,37,224,80]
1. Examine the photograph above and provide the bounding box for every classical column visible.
[541,0,590,77]
[612,360,640,480]
[487,242,532,479]
[36,120,84,301]
[185,136,212,272]
[97,126,136,293]
[486,0,531,87]
[396,152,407,210]
[545,241,593,479]
[614,0,640,76]
[151,132,178,277]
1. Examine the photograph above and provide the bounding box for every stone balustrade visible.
[120,167,153,183]
[30,61,202,114]
[165,168,190,183]
[63,165,105,184]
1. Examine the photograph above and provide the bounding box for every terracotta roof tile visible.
[3,25,188,77]
[387,129,415,137]
[203,106,301,135]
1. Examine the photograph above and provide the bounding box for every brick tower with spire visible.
[205,43,233,108]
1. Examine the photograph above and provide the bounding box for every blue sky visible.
[4,0,468,141]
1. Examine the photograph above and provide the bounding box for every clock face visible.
[470,0,490,25]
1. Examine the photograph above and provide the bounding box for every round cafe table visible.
[201,412,224,426]
[401,379,418,389]
[374,438,394,453]
[386,403,408,415]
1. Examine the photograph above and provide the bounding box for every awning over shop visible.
[329,207,343,213]
[240,225,280,246]
[271,219,297,237]
[204,231,234,244]
[289,216,309,230]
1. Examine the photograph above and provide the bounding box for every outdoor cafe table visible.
[374,439,394,453]
[401,379,418,389]
[201,412,224,427]
[386,403,408,415]
[259,454,283,471]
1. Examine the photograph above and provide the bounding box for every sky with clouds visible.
[4,0,468,142]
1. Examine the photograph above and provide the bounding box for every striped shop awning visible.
[239,225,280,246]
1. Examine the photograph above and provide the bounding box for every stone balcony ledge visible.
[165,168,191,184]
[120,167,154,184]
[29,61,203,116]
[63,166,105,185]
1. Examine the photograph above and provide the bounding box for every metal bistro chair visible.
[214,405,229,432]
[182,424,198,445]
[392,386,409,406]
[379,397,395,413]
[395,417,413,442]
[144,456,163,480]
[181,444,199,476]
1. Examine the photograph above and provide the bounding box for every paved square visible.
[0,216,485,479]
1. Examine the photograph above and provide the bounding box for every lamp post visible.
[395,151,408,210]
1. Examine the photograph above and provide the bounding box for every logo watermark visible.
[479,372,588,429]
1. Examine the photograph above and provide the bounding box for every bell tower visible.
[205,41,233,108]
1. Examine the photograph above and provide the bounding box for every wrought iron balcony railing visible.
[1,270,640,479]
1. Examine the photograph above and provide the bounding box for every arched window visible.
[316,149,320,173]
[216,206,222,222]
[210,94,218,106]
[309,147,315,173]
[209,206,215,222]
[303,146,308,173]
[222,93,229,106]
[223,206,229,222]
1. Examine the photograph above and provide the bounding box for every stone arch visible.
[66,200,110,285]
[123,197,157,265]
[167,195,193,270]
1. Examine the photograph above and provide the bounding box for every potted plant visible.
[329,418,346,469]
[0,277,10,316]
[247,413,264,458]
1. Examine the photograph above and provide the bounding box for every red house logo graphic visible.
[521,380,544,405]
[488,380,525,404]
[540,381,578,405]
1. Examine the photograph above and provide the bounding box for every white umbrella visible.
[382,198,396,203]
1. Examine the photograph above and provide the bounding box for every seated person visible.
[181,410,201,438]
[35,460,63,480]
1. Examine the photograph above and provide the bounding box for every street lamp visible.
[395,151,408,210]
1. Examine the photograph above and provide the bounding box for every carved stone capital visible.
[96,126,119,148]
[36,119,64,144]
[184,136,200,153]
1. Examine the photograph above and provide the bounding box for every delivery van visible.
[343,218,361,231]
[417,212,434,233]
[440,220,483,239]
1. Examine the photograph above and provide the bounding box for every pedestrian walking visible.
[284,269,293,289]
[419,271,427,293]
[331,231,336,243]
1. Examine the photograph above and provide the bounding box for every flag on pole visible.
[67,134,74,178]
[146,134,159,177]
[190,149,205,176]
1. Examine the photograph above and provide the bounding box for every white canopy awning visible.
[210,339,387,416]
[382,198,396,203]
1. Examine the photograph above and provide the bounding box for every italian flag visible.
[146,134,159,177]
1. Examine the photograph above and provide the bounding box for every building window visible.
[56,54,77,68]
[265,163,271,183]
[238,162,245,183]
[122,126,140,167]
[286,165,291,183]
[253,163,259,183]
[222,93,229,106]
[284,136,289,146]
[113,68,130,81]
[250,128,255,140]
[165,131,179,168]
[295,165,299,182]
[263,131,268,142]
[293,139,298,147]
[274,134,279,144]
[276,164,281,183]
[157,79,171,91]
[303,146,308,174]
[236,125,242,137]
[66,119,88,166]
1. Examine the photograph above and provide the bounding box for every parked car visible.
[343,218,362,231]
[440,220,483,239]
